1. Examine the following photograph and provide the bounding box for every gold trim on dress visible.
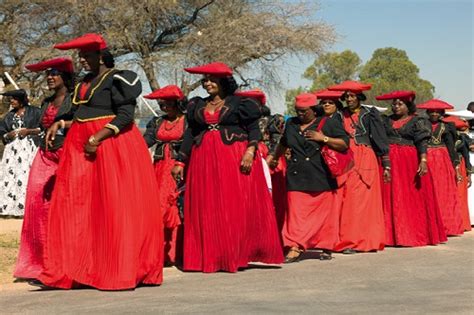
[105,123,120,135]
[72,69,115,105]
[75,115,116,122]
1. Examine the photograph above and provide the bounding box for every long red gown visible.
[458,157,472,231]
[183,109,283,272]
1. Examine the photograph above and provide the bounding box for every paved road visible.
[1,232,473,314]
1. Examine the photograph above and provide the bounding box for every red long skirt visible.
[457,157,471,231]
[38,118,163,290]
[382,144,447,246]
[427,147,463,236]
[334,142,386,252]
[14,148,62,279]
[183,131,283,272]
[283,190,340,251]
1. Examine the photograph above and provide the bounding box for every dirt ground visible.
[0,218,22,285]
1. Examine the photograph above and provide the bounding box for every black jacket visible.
[382,115,431,154]
[428,121,459,167]
[143,115,188,162]
[0,105,41,145]
[281,114,349,192]
[456,133,472,173]
[177,95,263,163]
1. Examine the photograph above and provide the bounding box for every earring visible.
[99,60,104,65]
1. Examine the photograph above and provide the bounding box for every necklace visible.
[163,116,182,131]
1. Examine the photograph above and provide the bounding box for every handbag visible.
[316,117,354,177]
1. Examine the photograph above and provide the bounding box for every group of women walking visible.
[0,33,472,291]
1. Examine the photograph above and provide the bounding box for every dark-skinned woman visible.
[143,85,187,266]
[376,90,447,246]
[267,93,349,262]
[35,34,163,290]
[0,89,41,217]
[172,62,283,272]
[15,57,75,279]
[418,99,464,236]
[442,114,472,231]
[326,81,389,254]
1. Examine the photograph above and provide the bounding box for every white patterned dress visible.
[0,114,38,216]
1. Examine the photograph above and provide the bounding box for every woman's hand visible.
[383,168,391,183]
[468,175,472,188]
[266,155,278,170]
[45,121,62,149]
[171,165,184,181]
[304,130,325,142]
[455,166,463,183]
[5,130,18,140]
[17,128,29,138]
[240,151,254,174]
[417,160,428,176]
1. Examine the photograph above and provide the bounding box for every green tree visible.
[359,47,434,106]
[284,86,305,116]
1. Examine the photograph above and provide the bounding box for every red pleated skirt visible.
[335,142,386,252]
[271,157,288,233]
[153,145,182,264]
[14,148,62,279]
[458,157,472,231]
[283,190,340,251]
[382,144,447,247]
[38,118,163,290]
[183,131,284,272]
[427,147,463,235]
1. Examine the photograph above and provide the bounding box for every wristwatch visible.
[323,136,329,143]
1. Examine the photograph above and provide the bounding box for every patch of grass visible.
[0,233,19,284]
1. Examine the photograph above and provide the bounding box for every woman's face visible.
[46,69,65,90]
[295,106,315,123]
[392,99,409,116]
[78,51,101,72]
[427,109,443,123]
[345,92,360,110]
[201,76,221,96]
[321,99,337,116]
[9,97,22,110]
[159,100,179,117]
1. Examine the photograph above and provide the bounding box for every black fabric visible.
[383,115,431,154]
[0,105,41,145]
[177,95,263,162]
[143,115,188,162]
[428,121,459,167]
[1,89,28,106]
[281,115,349,192]
[457,133,472,172]
[73,69,141,132]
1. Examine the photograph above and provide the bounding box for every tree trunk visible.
[142,56,160,91]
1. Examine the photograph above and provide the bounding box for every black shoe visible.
[28,279,53,290]
[342,248,357,255]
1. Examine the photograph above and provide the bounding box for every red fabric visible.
[417,99,454,110]
[78,82,91,99]
[14,148,63,279]
[328,80,372,93]
[427,147,464,235]
[313,89,343,100]
[38,118,163,290]
[54,33,107,51]
[41,104,60,129]
[458,157,472,231]
[382,144,447,246]
[234,89,266,105]
[154,117,185,263]
[144,85,185,101]
[442,116,469,130]
[25,57,74,73]
[283,190,340,251]
[183,110,283,272]
[184,62,232,77]
[334,138,386,252]
[375,90,416,102]
[295,93,317,108]
[431,122,438,132]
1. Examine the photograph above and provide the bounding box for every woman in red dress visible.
[33,34,163,290]
[172,62,283,272]
[143,85,187,265]
[443,115,472,231]
[376,90,447,246]
[14,57,75,279]
[418,99,464,236]
[267,93,349,262]
[325,81,389,254]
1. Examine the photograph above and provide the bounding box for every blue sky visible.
[277,0,473,112]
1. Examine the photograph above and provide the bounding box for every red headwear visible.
[234,89,266,105]
[25,56,74,74]
[442,115,469,130]
[417,99,454,110]
[375,90,416,102]
[144,85,185,101]
[327,80,372,93]
[313,89,343,101]
[295,93,317,108]
[184,62,233,77]
[54,33,107,51]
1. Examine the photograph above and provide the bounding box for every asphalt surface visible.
[1,232,473,314]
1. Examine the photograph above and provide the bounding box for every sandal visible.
[319,250,333,261]
[284,247,303,263]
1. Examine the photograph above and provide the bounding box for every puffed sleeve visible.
[143,117,159,148]
[443,122,460,167]
[367,108,391,168]
[176,97,199,163]
[105,70,142,134]
[412,117,431,154]
[322,114,349,147]
[459,134,472,173]
[0,113,11,144]
[238,97,263,149]
[26,106,42,129]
